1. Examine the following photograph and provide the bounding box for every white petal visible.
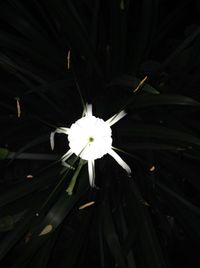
[57,127,69,134]
[50,131,55,150]
[61,149,74,169]
[62,161,75,170]
[61,149,73,162]
[50,128,69,150]
[88,160,95,187]
[106,110,127,126]
[108,149,131,176]
[83,103,93,117]
[85,103,92,116]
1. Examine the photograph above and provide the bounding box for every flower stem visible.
[66,159,86,195]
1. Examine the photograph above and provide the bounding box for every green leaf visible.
[129,94,200,109]
[0,171,60,208]
[0,216,14,232]
[0,211,34,260]
[157,181,200,242]
[0,148,9,160]
[108,75,159,94]
[119,124,200,150]
[46,0,102,78]
[27,229,60,268]
[8,134,49,164]
[162,26,200,68]
[121,142,185,151]
[109,76,199,111]
[109,0,127,75]
[101,199,127,268]
[11,166,89,266]
[130,0,158,71]
[31,167,89,236]
[124,179,168,268]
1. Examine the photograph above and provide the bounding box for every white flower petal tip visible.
[127,172,132,178]
[107,110,127,126]
[61,161,75,170]
[50,132,55,150]
[61,149,73,161]
[108,149,132,176]
[82,103,92,116]
[61,149,74,169]
[88,160,95,187]
[50,128,69,150]
[85,103,93,116]
[57,127,69,134]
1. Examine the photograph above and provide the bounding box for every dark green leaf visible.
[124,179,168,268]
[0,148,9,160]
[157,181,200,242]
[101,200,127,268]
[119,124,200,150]
[0,216,14,232]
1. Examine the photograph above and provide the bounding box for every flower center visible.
[68,115,112,160]
[88,136,94,143]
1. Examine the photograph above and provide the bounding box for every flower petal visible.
[62,149,73,162]
[83,103,92,117]
[57,127,70,134]
[88,160,95,187]
[50,131,55,150]
[106,110,127,126]
[108,149,131,176]
[61,149,74,169]
[62,161,75,170]
[50,127,69,150]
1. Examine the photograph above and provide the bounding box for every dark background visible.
[0,0,200,267]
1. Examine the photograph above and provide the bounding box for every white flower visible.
[50,104,131,187]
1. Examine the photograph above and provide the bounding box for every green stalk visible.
[66,159,86,195]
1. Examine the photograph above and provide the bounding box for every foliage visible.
[0,0,200,267]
